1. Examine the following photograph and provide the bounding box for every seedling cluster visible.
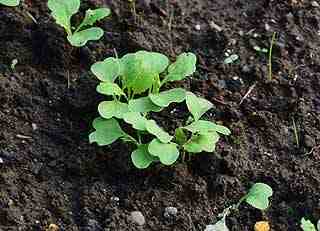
[89,51,231,168]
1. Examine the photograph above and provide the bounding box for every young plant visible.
[300,218,319,231]
[89,50,231,168]
[205,183,273,231]
[48,0,110,47]
[0,0,19,6]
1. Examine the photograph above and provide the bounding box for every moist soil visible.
[0,0,320,230]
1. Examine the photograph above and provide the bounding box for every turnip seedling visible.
[300,218,318,231]
[0,0,19,6]
[89,50,231,168]
[48,0,110,47]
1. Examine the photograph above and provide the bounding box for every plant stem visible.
[292,117,299,147]
[268,32,277,81]
[235,195,247,210]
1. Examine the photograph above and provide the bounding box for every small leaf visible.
[245,183,273,210]
[145,120,173,143]
[186,92,213,121]
[0,0,20,6]
[91,57,121,82]
[175,128,187,145]
[67,27,104,47]
[77,8,110,31]
[98,100,129,119]
[89,117,124,146]
[128,96,162,113]
[224,54,239,64]
[96,82,124,96]
[148,139,179,165]
[300,218,317,231]
[184,120,231,135]
[131,144,158,169]
[204,218,229,231]
[123,112,147,131]
[317,220,319,231]
[136,50,169,74]
[183,132,219,153]
[163,52,197,83]
[149,88,186,107]
[48,0,80,34]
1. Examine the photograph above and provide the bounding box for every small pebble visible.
[48,224,59,231]
[0,157,3,164]
[311,1,319,7]
[254,221,270,231]
[195,24,201,31]
[130,211,145,226]
[32,123,38,131]
[164,207,178,218]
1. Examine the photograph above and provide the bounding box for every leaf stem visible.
[268,32,277,81]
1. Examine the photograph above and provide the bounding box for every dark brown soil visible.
[1,0,320,230]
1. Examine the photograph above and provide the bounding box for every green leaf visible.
[145,120,173,143]
[77,8,111,31]
[204,218,229,231]
[223,54,239,64]
[162,52,197,83]
[245,183,273,210]
[149,88,186,107]
[183,132,219,153]
[89,117,124,146]
[48,0,80,35]
[184,120,231,135]
[67,27,104,47]
[186,92,213,121]
[175,128,187,145]
[148,139,179,165]
[300,218,317,231]
[96,82,124,96]
[120,51,169,94]
[0,0,20,6]
[91,57,121,82]
[123,112,147,131]
[128,96,162,113]
[131,144,158,169]
[98,100,129,119]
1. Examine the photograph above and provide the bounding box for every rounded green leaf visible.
[123,112,147,131]
[131,144,158,169]
[175,128,187,145]
[135,51,169,74]
[186,92,213,121]
[184,120,231,135]
[149,88,186,107]
[77,8,111,31]
[48,0,80,34]
[183,132,219,153]
[0,0,20,6]
[128,96,163,113]
[91,57,121,82]
[67,27,104,47]
[145,120,172,143]
[98,100,129,119]
[163,52,197,83]
[148,139,179,165]
[96,82,124,96]
[89,117,124,146]
[245,183,273,210]
[300,218,317,231]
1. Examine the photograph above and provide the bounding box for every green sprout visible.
[0,0,19,6]
[89,50,231,169]
[47,0,110,47]
[300,218,318,231]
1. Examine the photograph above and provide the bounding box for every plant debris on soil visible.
[0,0,320,230]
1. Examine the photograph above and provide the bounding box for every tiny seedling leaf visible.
[224,54,239,64]
[131,144,158,169]
[245,183,273,210]
[175,128,187,145]
[98,100,129,119]
[149,88,186,107]
[123,112,147,131]
[186,92,213,121]
[96,82,125,96]
[300,218,317,231]
[128,96,163,113]
[0,0,20,6]
[48,0,80,34]
[89,117,124,146]
[67,27,104,47]
[163,52,197,83]
[183,132,219,153]
[184,120,231,135]
[91,57,121,82]
[204,218,229,231]
[145,120,173,143]
[148,139,179,165]
[77,8,111,31]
